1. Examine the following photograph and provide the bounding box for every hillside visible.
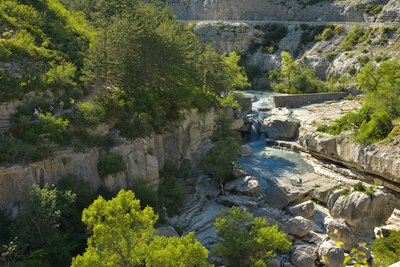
[0,0,92,102]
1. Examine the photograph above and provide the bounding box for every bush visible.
[244,64,260,81]
[158,161,188,216]
[353,182,366,192]
[97,152,126,178]
[372,231,400,266]
[131,178,160,212]
[341,24,365,51]
[39,113,69,144]
[354,111,392,144]
[270,51,326,94]
[319,106,372,136]
[364,4,384,16]
[214,207,291,267]
[76,101,106,126]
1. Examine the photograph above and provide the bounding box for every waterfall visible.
[250,120,261,140]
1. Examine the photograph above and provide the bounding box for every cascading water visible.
[240,90,314,188]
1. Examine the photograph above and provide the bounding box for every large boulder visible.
[224,176,262,197]
[328,187,398,234]
[291,244,317,267]
[286,216,312,238]
[288,201,315,219]
[261,117,300,141]
[327,219,358,251]
[317,240,345,267]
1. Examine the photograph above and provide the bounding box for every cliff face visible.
[0,109,231,216]
[264,100,400,192]
[298,132,400,191]
[166,0,369,22]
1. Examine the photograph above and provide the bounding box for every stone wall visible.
[273,92,349,108]
[0,108,240,215]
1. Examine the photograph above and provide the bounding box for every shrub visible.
[39,113,69,144]
[372,231,400,266]
[158,161,188,216]
[354,111,392,144]
[341,24,365,51]
[76,101,106,126]
[97,153,126,178]
[44,62,77,91]
[340,188,351,196]
[214,207,291,267]
[364,4,384,16]
[244,64,260,81]
[353,182,366,192]
[131,178,160,213]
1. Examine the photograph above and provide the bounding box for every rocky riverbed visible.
[167,94,400,266]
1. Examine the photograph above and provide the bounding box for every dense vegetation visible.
[269,51,326,94]
[0,0,248,165]
[214,207,291,267]
[371,231,400,266]
[0,0,251,266]
[0,0,91,102]
[317,58,400,144]
[72,190,210,267]
[201,112,241,191]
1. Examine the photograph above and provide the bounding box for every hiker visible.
[33,108,39,120]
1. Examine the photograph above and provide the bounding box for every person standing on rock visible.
[33,108,39,120]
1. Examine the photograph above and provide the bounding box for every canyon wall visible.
[166,0,371,22]
[0,108,235,216]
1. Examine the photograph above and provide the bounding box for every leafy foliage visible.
[372,231,400,266]
[158,161,189,216]
[201,113,241,190]
[214,207,291,267]
[270,51,325,94]
[0,0,92,102]
[71,190,210,267]
[9,185,78,267]
[319,59,400,144]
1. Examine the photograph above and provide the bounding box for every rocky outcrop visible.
[377,0,400,22]
[291,244,317,267]
[224,176,262,197]
[261,117,300,141]
[317,240,345,267]
[328,187,398,234]
[288,201,315,219]
[286,216,312,238]
[327,219,359,251]
[298,131,400,191]
[166,0,369,22]
[0,109,234,213]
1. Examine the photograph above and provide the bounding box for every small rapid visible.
[240,90,314,187]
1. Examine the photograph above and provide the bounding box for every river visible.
[239,90,314,188]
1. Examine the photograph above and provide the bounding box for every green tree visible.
[72,190,210,267]
[356,60,400,118]
[201,113,241,191]
[270,51,325,94]
[214,207,291,267]
[12,185,77,267]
